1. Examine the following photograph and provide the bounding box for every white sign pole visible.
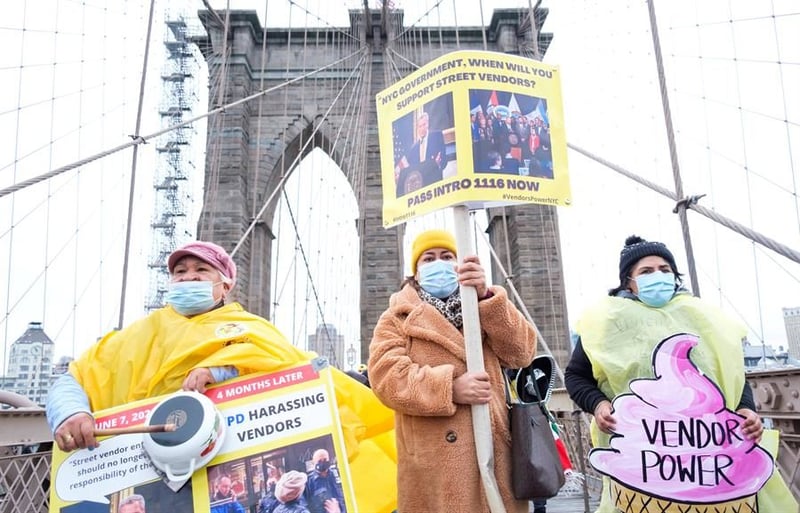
[452,204,507,513]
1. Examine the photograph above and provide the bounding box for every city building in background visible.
[307,323,344,369]
[783,307,800,360]
[2,322,56,406]
[742,338,798,371]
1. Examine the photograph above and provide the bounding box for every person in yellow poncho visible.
[564,235,797,513]
[45,240,398,513]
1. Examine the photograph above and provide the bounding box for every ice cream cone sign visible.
[589,333,773,512]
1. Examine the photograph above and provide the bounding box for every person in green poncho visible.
[565,235,797,513]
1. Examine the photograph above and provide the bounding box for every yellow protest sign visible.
[49,361,358,513]
[377,49,570,227]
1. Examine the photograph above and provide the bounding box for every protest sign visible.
[50,360,356,513]
[377,49,570,227]
[589,334,773,511]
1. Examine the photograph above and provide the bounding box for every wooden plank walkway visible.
[531,492,600,513]
[526,471,601,513]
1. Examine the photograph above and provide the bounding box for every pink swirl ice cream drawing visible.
[589,333,774,504]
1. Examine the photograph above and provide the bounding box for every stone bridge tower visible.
[195,7,572,370]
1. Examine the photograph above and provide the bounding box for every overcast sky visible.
[1,0,798,373]
[243,0,800,357]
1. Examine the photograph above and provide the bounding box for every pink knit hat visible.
[275,470,307,503]
[167,241,237,285]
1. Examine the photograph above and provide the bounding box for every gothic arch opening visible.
[270,148,360,370]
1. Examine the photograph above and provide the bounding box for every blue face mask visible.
[166,281,218,316]
[634,272,675,308]
[418,260,459,299]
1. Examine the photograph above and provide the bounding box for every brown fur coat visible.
[368,284,536,513]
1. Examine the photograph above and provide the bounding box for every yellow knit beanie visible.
[411,229,457,274]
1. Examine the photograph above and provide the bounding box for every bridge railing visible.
[547,390,602,497]
[0,448,51,513]
[0,393,52,512]
[2,368,799,511]
[746,368,800,500]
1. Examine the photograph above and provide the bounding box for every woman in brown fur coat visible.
[368,229,536,513]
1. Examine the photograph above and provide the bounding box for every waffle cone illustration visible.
[609,480,757,513]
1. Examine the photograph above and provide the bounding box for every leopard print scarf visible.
[418,287,463,329]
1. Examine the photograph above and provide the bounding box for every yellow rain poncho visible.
[69,302,397,513]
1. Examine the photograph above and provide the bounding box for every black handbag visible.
[504,356,566,500]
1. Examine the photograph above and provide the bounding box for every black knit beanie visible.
[618,235,679,282]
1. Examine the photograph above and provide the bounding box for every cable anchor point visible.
[673,193,706,214]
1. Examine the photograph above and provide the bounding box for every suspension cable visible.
[0,50,364,199]
[391,0,445,41]
[474,216,563,382]
[569,143,800,265]
[646,0,700,296]
[118,0,157,328]
[230,51,369,258]
[200,2,234,238]
[287,0,361,42]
